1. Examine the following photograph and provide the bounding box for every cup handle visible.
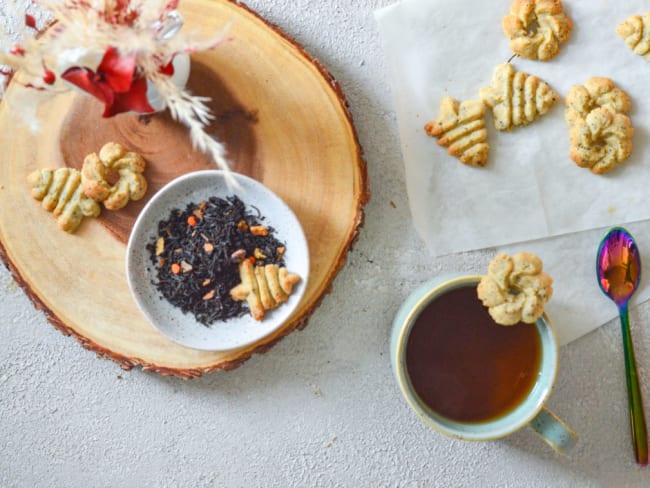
[529,407,578,455]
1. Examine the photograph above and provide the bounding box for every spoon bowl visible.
[596,227,648,465]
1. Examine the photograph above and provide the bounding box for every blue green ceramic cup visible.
[391,274,578,454]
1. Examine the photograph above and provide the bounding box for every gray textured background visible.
[1,1,649,486]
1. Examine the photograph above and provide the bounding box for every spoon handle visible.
[619,303,649,465]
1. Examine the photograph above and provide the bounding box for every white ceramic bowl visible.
[126,170,309,351]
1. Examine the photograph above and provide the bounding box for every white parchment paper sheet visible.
[376,0,650,344]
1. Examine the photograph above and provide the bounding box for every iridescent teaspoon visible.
[597,227,648,465]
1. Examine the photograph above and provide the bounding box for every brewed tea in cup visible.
[391,274,577,452]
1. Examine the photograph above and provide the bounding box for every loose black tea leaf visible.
[146,195,286,325]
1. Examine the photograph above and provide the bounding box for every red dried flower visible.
[61,46,154,117]
[159,61,175,76]
[24,14,37,29]
[10,45,25,56]
[42,68,56,85]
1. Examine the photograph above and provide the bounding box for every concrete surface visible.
[1,1,650,486]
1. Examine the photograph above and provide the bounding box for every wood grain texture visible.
[0,0,368,377]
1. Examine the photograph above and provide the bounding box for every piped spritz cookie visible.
[568,107,633,174]
[477,252,553,326]
[28,167,101,233]
[502,0,573,61]
[565,78,633,174]
[424,97,490,167]
[617,13,650,61]
[565,77,631,127]
[82,142,148,211]
[480,62,559,131]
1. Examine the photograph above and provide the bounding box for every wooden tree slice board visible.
[0,0,368,378]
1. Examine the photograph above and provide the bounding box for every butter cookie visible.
[480,63,559,131]
[424,97,490,167]
[477,252,553,326]
[617,13,650,61]
[502,0,572,61]
[230,260,301,321]
[564,78,633,174]
[82,142,147,210]
[28,167,101,233]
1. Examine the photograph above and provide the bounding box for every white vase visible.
[146,10,190,113]
[145,52,190,113]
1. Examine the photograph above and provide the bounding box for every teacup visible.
[391,273,577,453]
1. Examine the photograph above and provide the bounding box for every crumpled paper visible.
[376,0,650,344]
